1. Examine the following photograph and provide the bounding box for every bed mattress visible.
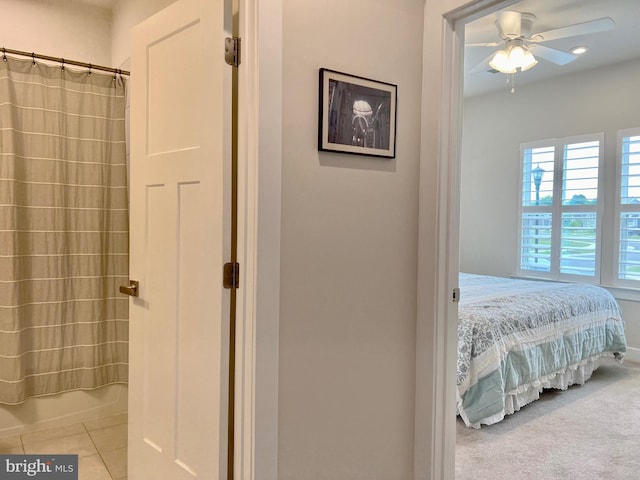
[457,273,627,428]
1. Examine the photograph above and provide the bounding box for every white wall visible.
[617,298,640,361]
[0,0,111,66]
[278,0,424,478]
[461,58,640,360]
[0,0,178,70]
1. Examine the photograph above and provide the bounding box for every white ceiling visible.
[464,0,640,97]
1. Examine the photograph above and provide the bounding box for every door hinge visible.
[452,287,461,303]
[225,37,241,67]
[223,262,240,289]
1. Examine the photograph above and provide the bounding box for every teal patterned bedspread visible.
[457,273,627,427]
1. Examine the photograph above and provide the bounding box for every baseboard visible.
[624,346,640,364]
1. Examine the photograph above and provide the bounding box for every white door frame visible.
[234,0,282,478]
[418,0,522,479]
[239,0,527,479]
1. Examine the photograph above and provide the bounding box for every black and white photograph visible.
[318,68,397,158]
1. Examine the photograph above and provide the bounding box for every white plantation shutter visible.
[518,134,603,281]
[560,141,599,276]
[617,129,640,282]
[520,146,554,272]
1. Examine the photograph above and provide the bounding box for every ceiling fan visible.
[468,10,615,74]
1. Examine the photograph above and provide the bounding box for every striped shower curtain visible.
[0,56,129,404]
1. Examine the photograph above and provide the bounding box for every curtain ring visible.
[32,52,36,66]
[88,63,92,75]
[61,58,65,71]
[2,48,6,62]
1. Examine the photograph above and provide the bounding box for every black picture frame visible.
[318,68,397,159]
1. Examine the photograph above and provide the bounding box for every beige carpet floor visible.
[456,357,640,479]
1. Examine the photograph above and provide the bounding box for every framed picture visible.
[318,68,397,158]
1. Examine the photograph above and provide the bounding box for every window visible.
[617,128,640,283]
[518,134,603,281]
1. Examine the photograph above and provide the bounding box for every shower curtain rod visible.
[2,47,130,76]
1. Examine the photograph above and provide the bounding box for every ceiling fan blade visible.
[528,44,577,65]
[530,17,615,43]
[466,42,501,47]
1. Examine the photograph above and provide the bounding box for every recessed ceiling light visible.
[571,46,588,55]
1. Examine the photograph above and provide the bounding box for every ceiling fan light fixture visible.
[519,49,538,71]
[509,45,526,65]
[489,44,537,74]
[489,49,516,74]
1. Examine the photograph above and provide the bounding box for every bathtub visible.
[0,384,127,438]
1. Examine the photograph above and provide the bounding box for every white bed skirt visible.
[461,353,621,428]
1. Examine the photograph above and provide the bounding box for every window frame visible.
[614,127,640,288]
[517,133,604,283]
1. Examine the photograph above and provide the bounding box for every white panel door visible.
[128,0,229,478]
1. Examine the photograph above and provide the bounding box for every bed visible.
[457,273,627,428]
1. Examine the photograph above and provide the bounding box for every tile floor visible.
[0,413,127,480]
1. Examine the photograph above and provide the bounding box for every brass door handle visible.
[119,280,139,297]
